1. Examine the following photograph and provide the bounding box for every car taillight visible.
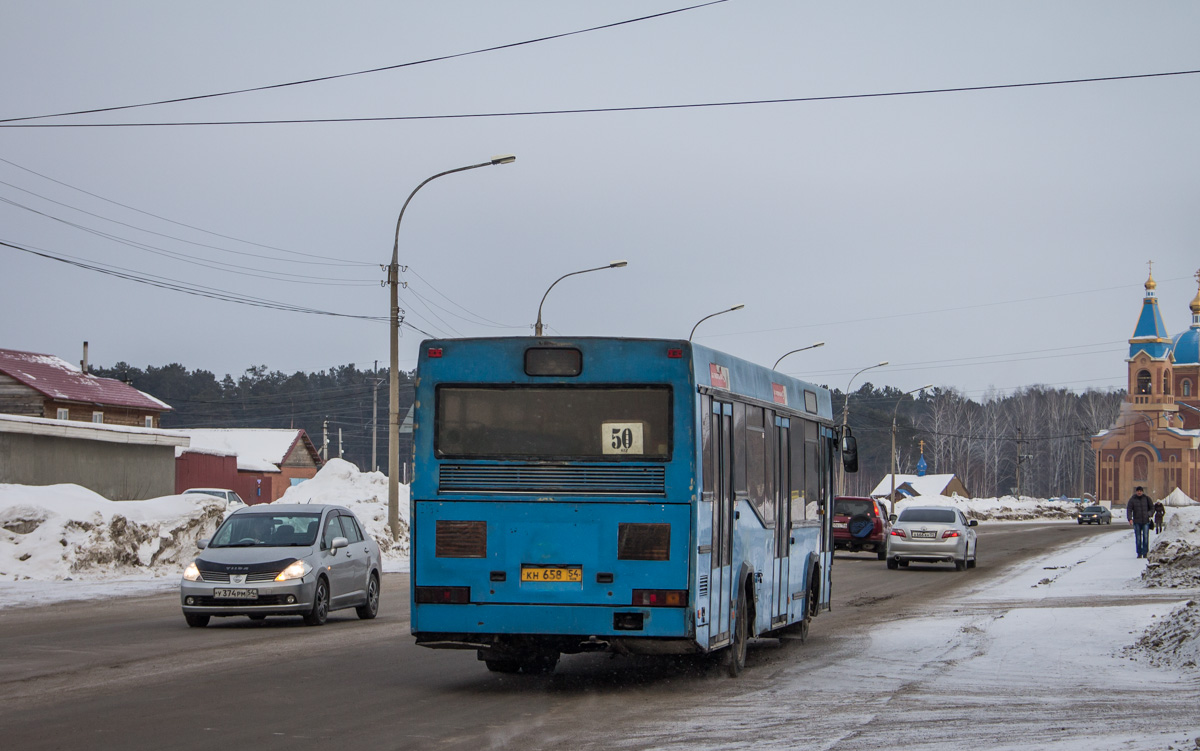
[890,529,906,537]
[632,589,687,607]
[415,586,470,604]
[942,530,960,538]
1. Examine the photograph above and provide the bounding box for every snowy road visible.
[0,522,1197,751]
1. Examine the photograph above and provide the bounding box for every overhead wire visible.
[0,1,730,125]
[3,69,1198,129]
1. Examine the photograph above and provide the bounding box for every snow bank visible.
[891,494,1082,521]
[277,458,409,566]
[0,483,224,582]
[1125,599,1200,669]
[1143,506,1200,588]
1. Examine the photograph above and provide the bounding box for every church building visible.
[1091,268,1200,502]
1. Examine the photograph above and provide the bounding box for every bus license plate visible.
[213,588,259,599]
[521,566,582,583]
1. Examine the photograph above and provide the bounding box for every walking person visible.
[1126,486,1154,558]
[1153,500,1166,535]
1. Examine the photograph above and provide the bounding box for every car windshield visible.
[1084,506,1105,512]
[897,508,957,524]
[834,499,875,517]
[209,513,322,547]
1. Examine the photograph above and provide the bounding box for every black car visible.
[1076,505,1112,525]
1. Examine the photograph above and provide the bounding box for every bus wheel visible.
[485,659,521,674]
[725,591,748,677]
[521,653,559,675]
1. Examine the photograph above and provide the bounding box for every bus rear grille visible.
[439,464,666,495]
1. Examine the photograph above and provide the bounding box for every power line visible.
[0,155,376,266]
[0,1,729,125]
[4,69,1198,129]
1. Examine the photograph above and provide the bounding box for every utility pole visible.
[1079,427,1088,501]
[322,419,329,462]
[370,374,384,472]
[338,428,344,458]
[1016,428,1023,501]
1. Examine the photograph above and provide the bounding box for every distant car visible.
[886,505,978,571]
[182,488,247,509]
[832,496,892,559]
[1076,505,1112,525]
[180,503,381,627]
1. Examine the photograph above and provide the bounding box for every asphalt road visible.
[0,522,1125,751]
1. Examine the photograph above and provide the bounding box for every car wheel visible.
[184,614,209,628]
[876,546,887,560]
[1077,519,1083,525]
[955,554,967,571]
[968,545,978,569]
[725,588,749,677]
[303,577,330,626]
[899,560,909,568]
[356,573,380,620]
[887,557,899,570]
[484,659,521,674]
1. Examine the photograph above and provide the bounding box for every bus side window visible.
[701,396,713,501]
[804,421,820,515]
[790,422,805,522]
[732,402,747,499]
[746,405,767,520]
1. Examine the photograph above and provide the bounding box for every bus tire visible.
[521,653,558,675]
[725,589,749,677]
[485,659,521,674]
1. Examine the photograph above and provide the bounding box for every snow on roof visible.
[173,429,306,473]
[870,473,962,498]
[0,348,171,412]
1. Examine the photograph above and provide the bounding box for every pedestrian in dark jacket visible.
[1153,501,1166,534]
[1126,487,1154,558]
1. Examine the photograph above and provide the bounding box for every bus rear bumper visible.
[415,631,702,657]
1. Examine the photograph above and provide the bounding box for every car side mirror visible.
[197,538,209,550]
[889,515,897,523]
[968,520,978,527]
[330,536,349,552]
[840,430,859,473]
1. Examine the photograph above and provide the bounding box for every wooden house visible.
[175,428,323,504]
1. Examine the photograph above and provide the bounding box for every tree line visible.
[835,383,1124,499]
[95,362,1123,498]
[94,362,415,475]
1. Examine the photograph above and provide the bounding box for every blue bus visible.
[409,337,857,675]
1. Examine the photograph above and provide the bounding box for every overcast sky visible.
[2,1,1197,399]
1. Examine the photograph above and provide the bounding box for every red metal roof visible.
[0,348,172,412]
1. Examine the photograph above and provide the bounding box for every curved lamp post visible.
[772,341,825,371]
[688,304,745,342]
[889,384,933,515]
[534,261,628,336]
[838,360,888,495]
[388,154,515,540]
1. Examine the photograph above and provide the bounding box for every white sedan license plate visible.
[911,531,937,539]
[213,588,258,600]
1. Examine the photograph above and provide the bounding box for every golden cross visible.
[1195,268,1200,285]
[1147,259,1153,276]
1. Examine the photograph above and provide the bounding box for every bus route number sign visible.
[602,422,644,455]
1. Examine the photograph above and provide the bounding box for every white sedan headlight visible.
[276,559,312,582]
[183,562,202,582]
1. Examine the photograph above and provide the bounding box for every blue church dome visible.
[1175,328,1200,365]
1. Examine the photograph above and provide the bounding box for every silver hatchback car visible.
[886,505,978,571]
[181,504,382,627]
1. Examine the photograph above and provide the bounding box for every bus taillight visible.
[415,586,470,604]
[631,589,687,607]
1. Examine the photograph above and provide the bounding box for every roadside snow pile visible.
[892,494,1081,521]
[1143,507,1200,588]
[276,458,409,562]
[1124,599,1200,669]
[0,484,225,582]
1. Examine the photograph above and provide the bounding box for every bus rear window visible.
[435,386,671,460]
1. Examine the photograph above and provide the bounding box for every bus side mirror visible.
[841,431,859,473]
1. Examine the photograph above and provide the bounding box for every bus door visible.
[772,417,790,627]
[709,400,734,645]
[819,427,834,611]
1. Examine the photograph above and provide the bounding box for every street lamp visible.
[889,384,933,515]
[534,261,628,336]
[388,154,515,540]
[688,304,745,342]
[838,360,888,495]
[772,341,825,371]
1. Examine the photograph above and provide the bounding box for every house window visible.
[1133,453,1149,482]
[1184,380,1193,397]
[92,411,104,424]
[56,408,69,420]
[1136,370,1152,395]
[1163,370,1171,395]
[144,416,154,428]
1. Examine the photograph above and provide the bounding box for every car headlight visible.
[276,559,312,582]
[183,562,202,582]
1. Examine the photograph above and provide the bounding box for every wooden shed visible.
[174,429,323,504]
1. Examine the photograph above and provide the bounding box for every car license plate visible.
[832,522,848,529]
[911,531,937,539]
[521,566,582,583]
[213,588,259,599]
